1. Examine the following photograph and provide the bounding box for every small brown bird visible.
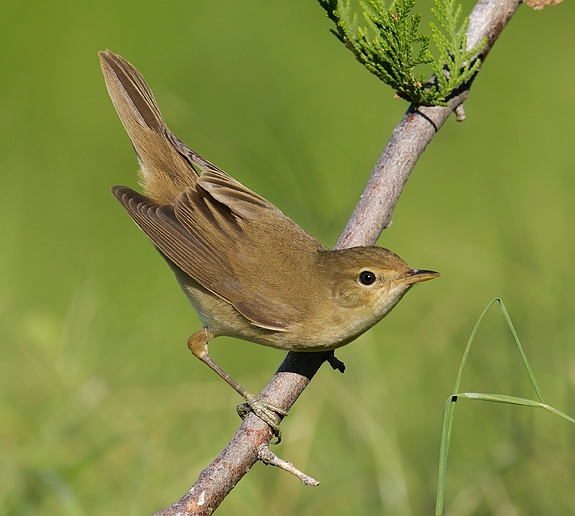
[100,50,439,439]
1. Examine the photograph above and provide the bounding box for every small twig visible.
[454,104,466,122]
[257,445,320,486]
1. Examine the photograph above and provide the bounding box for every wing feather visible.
[112,185,298,330]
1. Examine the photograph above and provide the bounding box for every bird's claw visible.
[236,393,288,444]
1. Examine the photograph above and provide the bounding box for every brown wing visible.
[112,184,324,331]
[112,186,236,289]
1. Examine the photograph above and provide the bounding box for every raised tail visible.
[100,50,220,204]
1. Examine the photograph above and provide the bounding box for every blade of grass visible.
[497,300,544,403]
[435,298,575,515]
[456,392,575,424]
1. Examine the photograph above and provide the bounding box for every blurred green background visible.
[1,1,574,514]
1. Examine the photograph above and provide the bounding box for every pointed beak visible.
[400,269,441,285]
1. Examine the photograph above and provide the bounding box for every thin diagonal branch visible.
[153,1,521,514]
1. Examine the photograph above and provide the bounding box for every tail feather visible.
[100,50,196,204]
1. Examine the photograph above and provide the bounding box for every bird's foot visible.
[236,393,288,444]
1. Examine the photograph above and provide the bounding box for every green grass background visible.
[1,1,574,514]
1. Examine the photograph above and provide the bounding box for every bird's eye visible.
[359,270,376,285]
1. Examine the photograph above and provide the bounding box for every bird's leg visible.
[187,328,288,443]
